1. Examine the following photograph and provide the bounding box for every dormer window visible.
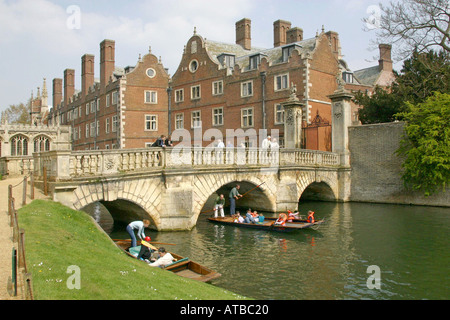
[249,54,260,70]
[217,53,235,69]
[342,71,354,83]
[282,44,302,62]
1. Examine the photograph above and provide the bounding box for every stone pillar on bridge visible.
[282,84,304,149]
[328,72,353,167]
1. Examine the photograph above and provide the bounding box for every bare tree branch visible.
[363,0,450,61]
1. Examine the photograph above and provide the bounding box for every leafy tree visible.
[353,86,405,124]
[354,49,449,124]
[396,92,450,196]
[395,49,450,104]
[3,102,31,124]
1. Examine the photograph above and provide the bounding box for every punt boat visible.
[114,239,221,282]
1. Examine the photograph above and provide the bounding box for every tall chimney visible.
[236,18,251,50]
[100,39,115,89]
[379,44,393,71]
[52,78,63,108]
[286,27,303,44]
[63,69,75,107]
[273,20,291,47]
[82,54,95,97]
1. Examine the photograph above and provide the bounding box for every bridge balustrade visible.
[33,147,341,181]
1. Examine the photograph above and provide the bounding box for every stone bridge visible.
[33,147,350,231]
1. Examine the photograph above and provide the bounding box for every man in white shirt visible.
[149,247,175,268]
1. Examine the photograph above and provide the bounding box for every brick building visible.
[49,40,170,150]
[47,18,394,152]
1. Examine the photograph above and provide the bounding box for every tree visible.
[365,0,450,60]
[353,49,449,124]
[353,85,405,124]
[396,92,450,196]
[396,49,450,104]
[3,103,31,124]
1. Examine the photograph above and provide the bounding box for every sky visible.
[0,0,401,112]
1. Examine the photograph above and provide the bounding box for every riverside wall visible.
[348,122,449,207]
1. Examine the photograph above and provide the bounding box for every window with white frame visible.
[191,111,201,128]
[212,107,224,126]
[96,120,100,135]
[275,104,285,124]
[112,91,119,105]
[112,115,118,132]
[85,124,89,138]
[275,74,289,91]
[86,103,89,115]
[145,91,157,104]
[145,115,158,131]
[191,85,201,100]
[97,98,100,111]
[90,122,96,137]
[212,80,223,96]
[241,108,254,128]
[106,94,110,107]
[175,113,184,130]
[175,89,184,103]
[90,101,95,113]
[105,118,110,133]
[241,81,253,97]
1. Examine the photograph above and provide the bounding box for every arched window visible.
[11,135,28,156]
[34,135,51,153]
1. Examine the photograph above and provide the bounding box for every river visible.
[108,201,449,300]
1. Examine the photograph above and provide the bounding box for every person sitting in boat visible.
[287,210,300,222]
[149,247,175,268]
[244,209,257,224]
[251,210,259,222]
[307,211,315,223]
[258,212,265,223]
[137,237,154,262]
[233,212,245,223]
[274,213,288,226]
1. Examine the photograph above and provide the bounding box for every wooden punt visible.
[114,240,221,282]
[208,216,324,232]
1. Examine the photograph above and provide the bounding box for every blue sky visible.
[0,0,400,111]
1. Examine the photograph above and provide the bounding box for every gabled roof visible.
[204,36,318,70]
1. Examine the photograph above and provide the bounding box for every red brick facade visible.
[48,18,394,152]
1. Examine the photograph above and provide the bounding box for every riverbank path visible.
[0,176,49,300]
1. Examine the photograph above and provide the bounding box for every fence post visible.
[8,184,12,216]
[22,176,27,206]
[43,166,48,196]
[30,174,35,200]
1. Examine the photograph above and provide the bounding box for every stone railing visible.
[0,156,34,177]
[33,147,341,180]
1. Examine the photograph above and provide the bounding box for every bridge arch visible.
[192,172,277,225]
[72,178,163,230]
[296,170,338,202]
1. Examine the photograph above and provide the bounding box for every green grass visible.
[18,200,247,300]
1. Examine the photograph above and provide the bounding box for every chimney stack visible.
[63,69,75,107]
[52,78,63,109]
[82,54,95,97]
[236,18,252,50]
[286,27,303,44]
[273,20,291,47]
[100,39,115,89]
[378,44,393,71]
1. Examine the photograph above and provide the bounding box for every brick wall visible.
[348,122,449,207]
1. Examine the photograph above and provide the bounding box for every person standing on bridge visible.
[126,219,150,247]
[229,184,243,216]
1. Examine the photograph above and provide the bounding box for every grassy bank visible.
[18,200,246,300]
